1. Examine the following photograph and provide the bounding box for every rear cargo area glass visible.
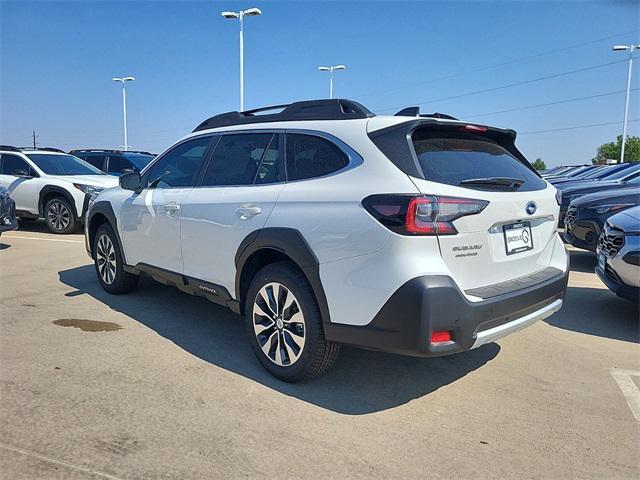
[411,131,546,192]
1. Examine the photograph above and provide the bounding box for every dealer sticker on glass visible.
[503,221,534,256]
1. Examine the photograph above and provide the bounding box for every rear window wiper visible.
[460,177,525,189]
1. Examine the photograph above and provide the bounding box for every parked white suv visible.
[0,146,119,233]
[84,99,569,381]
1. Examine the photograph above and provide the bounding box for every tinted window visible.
[82,154,106,170]
[286,134,348,181]
[108,155,133,175]
[145,136,211,188]
[412,132,546,192]
[26,153,104,175]
[607,163,640,180]
[122,153,154,170]
[0,154,32,176]
[255,135,283,185]
[202,133,273,186]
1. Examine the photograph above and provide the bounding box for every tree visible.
[593,135,640,164]
[532,158,546,170]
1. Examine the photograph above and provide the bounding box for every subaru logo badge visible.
[525,201,537,215]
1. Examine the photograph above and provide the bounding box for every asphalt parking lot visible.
[0,223,638,480]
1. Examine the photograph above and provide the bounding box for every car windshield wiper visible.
[460,177,525,189]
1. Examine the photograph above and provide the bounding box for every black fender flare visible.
[235,227,331,325]
[39,186,79,219]
[86,201,127,263]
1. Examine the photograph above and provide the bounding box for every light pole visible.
[221,7,262,112]
[318,64,346,99]
[613,44,640,163]
[112,76,135,151]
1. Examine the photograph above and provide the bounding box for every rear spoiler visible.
[367,119,535,179]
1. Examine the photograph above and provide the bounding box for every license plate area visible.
[503,221,533,256]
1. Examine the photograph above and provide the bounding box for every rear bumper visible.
[324,265,569,357]
[595,265,639,303]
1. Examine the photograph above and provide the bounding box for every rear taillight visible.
[363,194,488,236]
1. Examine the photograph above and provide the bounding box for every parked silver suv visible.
[596,205,640,303]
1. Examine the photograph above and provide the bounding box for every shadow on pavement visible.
[568,249,598,274]
[545,285,639,343]
[15,219,52,233]
[0,242,10,250]
[59,264,500,415]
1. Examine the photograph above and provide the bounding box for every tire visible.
[44,197,76,234]
[244,262,340,382]
[93,223,139,294]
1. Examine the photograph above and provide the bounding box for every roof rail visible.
[0,145,21,152]
[37,147,66,153]
[70,149,153,155]
[394,106,458,121]
[193,98,375,132]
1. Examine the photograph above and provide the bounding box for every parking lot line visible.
[2,234,84,244]
[611,369,640,423]
[0,441,127,480]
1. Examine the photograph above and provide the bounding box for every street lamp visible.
[112,76,135,151]
[221,7,262,111]
[318,64,346,99]
[612,44,640,163]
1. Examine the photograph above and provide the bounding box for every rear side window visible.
[286,134,348,181]
[0,154,33,176]
[412,132,546,192]
[202,133,274,186]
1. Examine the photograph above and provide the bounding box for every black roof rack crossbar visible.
[193,98,375,132]
[69,149,153,155]
[394,106,458,121]
[0,145,21,152]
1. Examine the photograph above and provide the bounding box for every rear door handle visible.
[236,206,262,219]
[162,202,181,216]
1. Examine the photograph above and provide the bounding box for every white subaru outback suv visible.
[84,99,569,382]
[0,146,119,234]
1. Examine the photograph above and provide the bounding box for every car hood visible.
[608,205,640,233]
[571,187,640,208]
[50,175,119,189]
[560,180,625,195]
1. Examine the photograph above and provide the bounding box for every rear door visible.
[180,132,284,294]
[409,128,557,290]
[0,153,39,214]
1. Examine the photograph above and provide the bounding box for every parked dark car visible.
[558,166,640,225]
[70,149,155,176]
[563,187,640,251]
[549,163,636,186]
[595,206,640,303]
[544,165,593,180]
[0,186,18,237]
[542,165,587,179]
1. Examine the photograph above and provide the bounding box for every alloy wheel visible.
[47,201,70,232]
[96,234,117,285]
[252,282,306,366]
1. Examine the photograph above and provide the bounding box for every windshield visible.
[27,153,104,175]
[606,163,640,181]
[123,153,155,169]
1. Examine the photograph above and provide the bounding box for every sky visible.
[1,0,639,166]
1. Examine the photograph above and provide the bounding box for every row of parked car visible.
[541,163,639,302]
[0,146,155,235]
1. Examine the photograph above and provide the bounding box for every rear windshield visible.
[412,132,546,192]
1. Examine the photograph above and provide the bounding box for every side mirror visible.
[119,171,143,193]
[12,169,30,178]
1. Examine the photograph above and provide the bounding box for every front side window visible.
[201,133,274,186]
[412,131,546,192]
[0,154,33,176]
[81,154,107,170]
[26,153,104,176]
[144,136,212,188]
[107,155,133,175]
[285,134,349,181]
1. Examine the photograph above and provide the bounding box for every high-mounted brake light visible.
[463,124,488,132]
[362,194,489,236]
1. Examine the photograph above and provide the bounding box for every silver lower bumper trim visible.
[470,298,563,349]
